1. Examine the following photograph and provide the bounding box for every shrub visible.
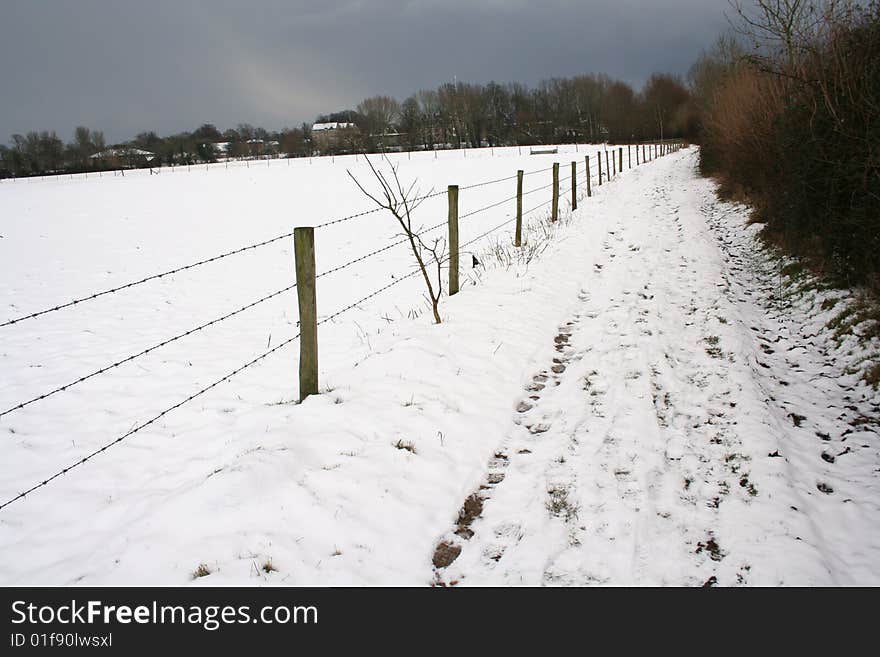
[694,2,880,288]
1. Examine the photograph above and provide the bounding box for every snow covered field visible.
[1,146,878,586]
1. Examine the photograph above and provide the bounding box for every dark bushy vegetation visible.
[693,0,880,288]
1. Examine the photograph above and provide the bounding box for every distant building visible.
[312,122,356,132]
[311,122,359,153]
[90,147,156,168]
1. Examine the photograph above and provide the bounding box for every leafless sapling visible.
[348,155,446,324]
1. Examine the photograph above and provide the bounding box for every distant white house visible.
[311,122,359,153]
[312,122,356,132]
[89,147,156,168]
[90,147,156,161]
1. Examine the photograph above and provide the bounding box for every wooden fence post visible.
[515,170,523,247]
[618,147,623,174]
[448,185,460,295]
[605,150,610,179]
[585,156,592,197]
[571,161,577,210]
[628,144,631,169]
[294,227,318,402]
[597,150,603,185]
[551,163,559,222]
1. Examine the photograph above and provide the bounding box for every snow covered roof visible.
[312,122,356,131]
[90,147,156,160]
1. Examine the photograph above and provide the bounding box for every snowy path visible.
[432,153,880,586]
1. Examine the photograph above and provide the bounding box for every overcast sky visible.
[0,0,731,143]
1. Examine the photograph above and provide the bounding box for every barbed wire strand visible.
[0,283,301,419]
[0,234,303,329]
[0,331,302,512]
[0,208,385,330]
[310,205,385,229]
[459,197,556,251]
[318,270,422,327]
[455,164,553,192]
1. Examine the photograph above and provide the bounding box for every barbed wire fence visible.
[0,143,685,511]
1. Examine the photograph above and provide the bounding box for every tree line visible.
[324,72,694,153]
[0,71,695,178]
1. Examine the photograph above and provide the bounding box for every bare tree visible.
[356,96,401,150]
[728,0,834,67]
[642,74,691,141]
[347,155,446,324]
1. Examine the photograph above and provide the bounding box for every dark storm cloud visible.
[0,0,730,143]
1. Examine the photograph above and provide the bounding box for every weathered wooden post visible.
[571,161,577,210]
[551,163,559,222]
[515,170,523,247]
[605,150,611,179]
[448,185,460,295]
[618,148,623,174]
[628,144,631,169]
[597,150,603,186]
[585,156,592,197]
[294,227,318,402]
